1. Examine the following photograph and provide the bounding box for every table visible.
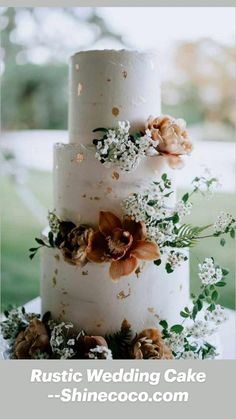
[1,297,235,360]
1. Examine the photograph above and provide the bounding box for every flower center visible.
[107,231,131,255]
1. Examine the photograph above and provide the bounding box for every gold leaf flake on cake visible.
[112,171,119,180]
[75,63,80,71]
[117,288,131,300]
[74,153,84,163]
[107,78,111,82]
[54,268,58,275]
[122,70,128,79]
[94,196,100,200]
[112,106,119,116]
[77,83,83,96]
[82,270,88,276]
[54,254,60,262]
[148,307,155,314]
[82,194,86,198]
[106,187,113,194]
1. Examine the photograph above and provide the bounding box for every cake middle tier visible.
[54,142,176,225]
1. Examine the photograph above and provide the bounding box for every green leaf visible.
[159,320,168,329]
[92,127,108,133]
[197,299,203,311]
[215,281,226,287]
[212,290,219,301]
[204,288,210,296]
[222,268,229,276]
[182,193,189,203]
[220,238,226,247]
[161,173,167,181]
[230,229,235,238]
[48,231,55,247]
[207,303,216,312]
[154,259,162,266]
[35,238,45,246]
[29,253,36,260]
[180,311,189,318]
[192,304,199,320]
[147,200,157,206]
[165,263,174,274]
[29,247,38,252]
[170,324,184,334]
[172,213,179,224]
[173,224,212,248]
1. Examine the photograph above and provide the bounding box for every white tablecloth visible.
[1,297,235,360]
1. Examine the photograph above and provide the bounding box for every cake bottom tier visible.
[40,247,189,335]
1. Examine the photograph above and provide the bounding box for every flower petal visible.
[86,231,109,263]
[130,240,160,260]
[123,217,147,241]
[166,154,184,169]
[109,256,138,280]
[99,211,122,236]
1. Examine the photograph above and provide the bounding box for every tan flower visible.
[131,328,173,360]
[146,115,193,168]
[77,334,108,358]
[87,211,160,280]
[13,318,50,359]
[60,226,94,267]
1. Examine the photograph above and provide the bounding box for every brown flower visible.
[77,333,108,358]
[13,318,50,359]
[146,115,193,168]
[60,225,94,267]
[87,211,160,280]
[131,328,173,360]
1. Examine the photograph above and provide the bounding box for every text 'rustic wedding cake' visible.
[40,50,191,336]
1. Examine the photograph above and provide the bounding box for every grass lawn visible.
[1,169,235,311]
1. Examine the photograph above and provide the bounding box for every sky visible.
[98,7,235,50]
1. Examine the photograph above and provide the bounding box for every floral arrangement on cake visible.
[29,172,235,280]
[1,256,229,359]
[92,115,193,171]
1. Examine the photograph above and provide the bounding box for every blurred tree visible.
[162,39,236,127]
[1,7,126,130]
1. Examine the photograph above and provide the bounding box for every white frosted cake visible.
[40,50,190,336]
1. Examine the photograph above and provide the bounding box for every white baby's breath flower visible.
[205,305,228,326]
[93,121,156,172]
[48,211,60,234]
[122,178,177,247]
[180,351,198,360]
[175,200,192,220]
[213,212,235,234]
[198,258,222,286]
[186,320,215,339]
[88,346,113,360]
[165,332,185,353]
[192,169,221,196]
[166,250,187,270]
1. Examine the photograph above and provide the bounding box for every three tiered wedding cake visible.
[3,50,233,360]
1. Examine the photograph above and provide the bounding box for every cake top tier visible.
[68,49,161,144]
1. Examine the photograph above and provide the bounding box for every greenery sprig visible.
[159,258,229,359]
